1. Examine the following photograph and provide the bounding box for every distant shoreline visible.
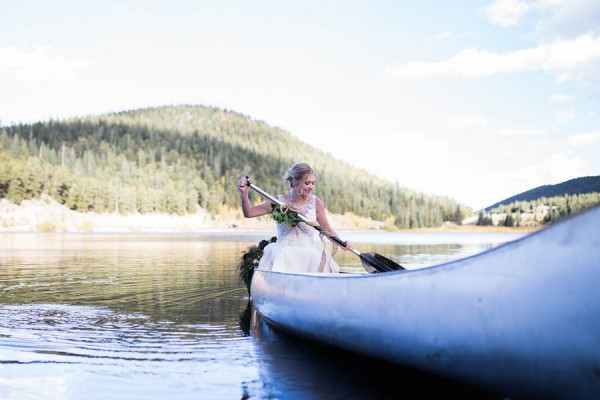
[405,224,539,234]
[0,196,540,235]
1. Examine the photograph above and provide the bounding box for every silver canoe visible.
[250,205,600,399]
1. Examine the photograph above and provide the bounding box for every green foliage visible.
[485,176,600,211]
[477,211,493,226]
[0,105,470,226]
[481,193,600,226]
[237,237,277,292]
[269,203,301,227]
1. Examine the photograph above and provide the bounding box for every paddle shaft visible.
[246,181,361,256]
[246,179,404,272]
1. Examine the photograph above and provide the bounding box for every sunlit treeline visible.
[0,105,470,227]
[477,193,600,226]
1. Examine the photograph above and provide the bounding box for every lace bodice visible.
[258,194,340,274]
[275,195,321,246]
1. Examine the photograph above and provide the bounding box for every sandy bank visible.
[0,195,538,234]
[0,196,260,233]
[0,196,385,233]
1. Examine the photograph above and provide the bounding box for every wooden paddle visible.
[245,179,404,273]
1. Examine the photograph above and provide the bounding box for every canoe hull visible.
[251,206,600,399]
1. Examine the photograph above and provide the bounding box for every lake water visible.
[0,231,523,399]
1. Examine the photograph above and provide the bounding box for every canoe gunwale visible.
[250,205,600,399]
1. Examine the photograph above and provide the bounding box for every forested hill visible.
[0,105,469,228]
[485,176,600,211]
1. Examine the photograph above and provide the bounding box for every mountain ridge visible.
[1,104,469,229]
[485,176,600,211]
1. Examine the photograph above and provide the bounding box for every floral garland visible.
[237,236,277,293]
[269,203,302,227]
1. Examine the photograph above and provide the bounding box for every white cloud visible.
[550,93,574,102]
[0,46,91,84]
[482,1,600,38]
[532,0,600,38]
[435,31,453,40]
[543,153,586,180]
[387,34,600,82]
[500,126,546,136]
[482,0,531,27]
[508,152,585,188]
[446,114,488,128]
[557,108,575,123]
[567,131,600,146]
[483,152,586,207]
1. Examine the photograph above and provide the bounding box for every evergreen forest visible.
[485,176,600,211]
[478,175,600,227]
[479,192,600,227]
[0,105,470,229]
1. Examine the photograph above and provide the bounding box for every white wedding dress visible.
[258,195,340,274]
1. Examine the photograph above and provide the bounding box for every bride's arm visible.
[315,196,355,250]
[238,176,272,218]
[314,196,337,236]
[241,195,272,218]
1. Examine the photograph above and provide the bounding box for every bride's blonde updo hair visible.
[284,163,317,188]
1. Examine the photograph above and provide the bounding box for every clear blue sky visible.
[1,0,599,209]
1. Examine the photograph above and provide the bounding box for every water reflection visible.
[0,233,248,323]
[0,303,259,399]
[244,303,499,400]
[0,232,517,399]
[332,242,502,270]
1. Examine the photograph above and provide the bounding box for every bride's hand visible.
[237,176,249,193]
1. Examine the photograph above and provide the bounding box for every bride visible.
[237,163,354,273]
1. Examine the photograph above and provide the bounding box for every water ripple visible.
[0,233,501,399]
[0,304,246,366]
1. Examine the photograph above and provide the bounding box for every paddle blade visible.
[360,252,404,273]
